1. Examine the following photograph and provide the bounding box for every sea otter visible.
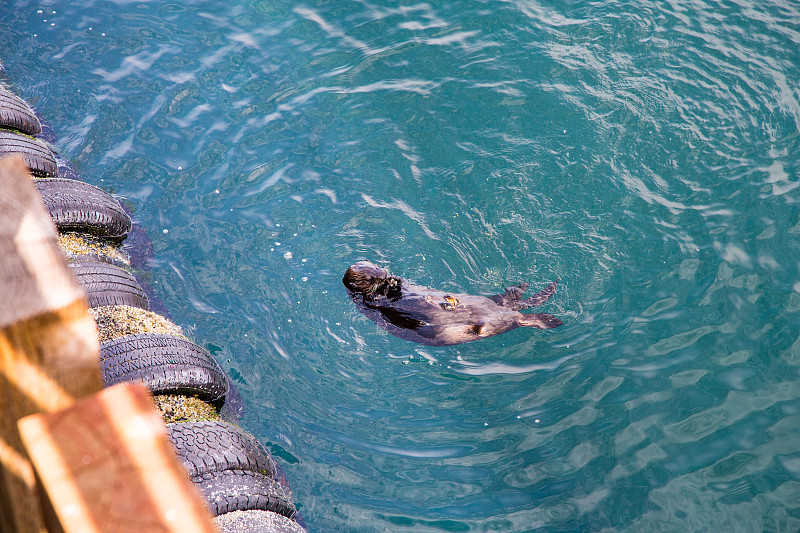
[343,260,562,346]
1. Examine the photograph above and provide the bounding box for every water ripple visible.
[4,0,800,530]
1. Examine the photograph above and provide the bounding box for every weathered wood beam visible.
[0,154,101,533]
[18,382,218,533]
[0,155,218,532]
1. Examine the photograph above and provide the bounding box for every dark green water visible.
[3,0,800,531]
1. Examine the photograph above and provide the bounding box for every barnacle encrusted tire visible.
[214,510,306,533]
[68,259,149,310]
[100,333,228,402]
[65,252,124,267]
[35,178,131,241]
[0,129,57,177]
[0,88,41,135]
[192,469,297,518]
[167,421,277,478]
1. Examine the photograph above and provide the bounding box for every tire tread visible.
[167,421,276,478]
[192,469,296,518]
[0,130,56,177]
[0,89,41,135]
[100,333,228,401]
[69,260,148,310]
[35,178,131,241]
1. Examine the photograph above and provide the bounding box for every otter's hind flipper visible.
[490,280,558,310]
[517,313,563,329]
[489,283,529,307]
[514,279,558,311]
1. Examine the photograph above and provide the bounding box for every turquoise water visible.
[3,0,800,530]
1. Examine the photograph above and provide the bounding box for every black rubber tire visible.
[68,259,149,310]
[0,129,57,177]
[192,469,296,518]
[167,421,276,479]
[100,333,228,402]
[35,178,131,242]
[0,89,41,135]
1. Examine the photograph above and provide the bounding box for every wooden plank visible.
[0,154,102,533]
[18,383,219,533]
[0,154,218,531]
[0,156,86,329]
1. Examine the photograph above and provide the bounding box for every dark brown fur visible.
[343,261,562,346]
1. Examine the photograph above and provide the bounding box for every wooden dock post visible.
[0,154,101,533]
[18,382,218,533]
[0,155,218,532]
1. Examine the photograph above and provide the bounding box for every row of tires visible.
[0,88,59,177]
[0,85,303,532]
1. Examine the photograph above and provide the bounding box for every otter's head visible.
[343,261,399,296]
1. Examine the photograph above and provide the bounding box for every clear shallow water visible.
[3,0,800,530]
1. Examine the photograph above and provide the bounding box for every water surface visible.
[2,0,800,531]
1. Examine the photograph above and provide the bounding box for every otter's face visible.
[343,261,390,294]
